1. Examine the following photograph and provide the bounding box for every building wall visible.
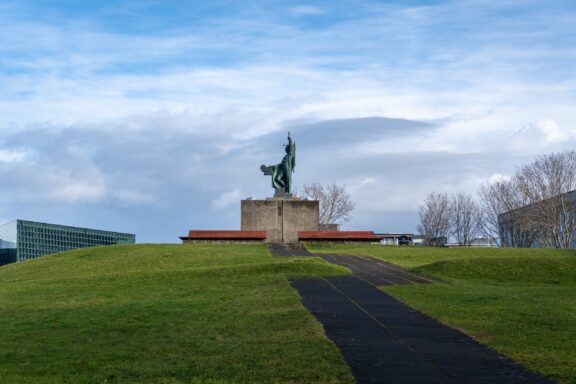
[321,223,340,231]
[0,219,135,265]
[376,234,413,246]
[0,249,17,266]
[498,190,576,249]
[0,220,17,248]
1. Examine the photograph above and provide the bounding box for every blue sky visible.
[1,0,575,242]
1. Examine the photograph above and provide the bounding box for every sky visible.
[1,0,575,243]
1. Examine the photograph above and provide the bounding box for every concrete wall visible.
[241,199,319,243]
[281,200,319,243]
[241,200,284,243]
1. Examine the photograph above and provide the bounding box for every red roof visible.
[298,231,384,241]
[180,230,266,240]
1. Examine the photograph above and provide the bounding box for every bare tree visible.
[478,150,576,249]
[300,183,355,230]
[450,193,481,246]
[514,151,576,249]
[417,192,450,246]
[478,177,535,247]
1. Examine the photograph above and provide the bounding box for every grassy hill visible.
[4,243,575,383]
[308,244,576,383]
[0,244,354,384]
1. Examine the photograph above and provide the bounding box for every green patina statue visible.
[261,133,296,197]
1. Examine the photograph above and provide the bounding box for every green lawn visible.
[307,243,576,383]
[0,244,354,384]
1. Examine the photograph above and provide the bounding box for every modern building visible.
[320,223,341,231]
[0,219,135,266]
[412,235,426,246]
[446,237,498,248]
[376,233,413,246]
[469,237,498,247]
[498,190,576,249]
[416,236,448,247]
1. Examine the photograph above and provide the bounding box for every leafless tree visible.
[478,150,576,249]
[514,151,576,249]
[299,183,355,230]
[478,177,535,247]
[417,192,450,246]
[450,193,481,246]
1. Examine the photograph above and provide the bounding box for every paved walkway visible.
[268,244,436,285]
[317,253,435,286]
[268,244,554,384]
[267,243,313,257]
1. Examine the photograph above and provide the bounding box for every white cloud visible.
[212,188,243,210]
[0,149,28,163]
[488,173,511,183]
[290,6,325,16]
[47,176,107,203]
[113,190,158,207]
[509,119,576,152]
[0,0,573,134]
[536,119,574,144]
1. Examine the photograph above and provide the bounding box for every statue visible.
[261,133,296,197]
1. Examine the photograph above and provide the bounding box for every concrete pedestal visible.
[241,199,319,243]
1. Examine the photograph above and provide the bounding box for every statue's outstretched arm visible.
[260,164,274,176]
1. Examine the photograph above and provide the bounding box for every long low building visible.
[498,190,576,249]
[375,233,413,246]
[0,219,135,266]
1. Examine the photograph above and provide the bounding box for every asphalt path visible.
[267,243,313,257]
[317,253,435,286]
[291,276,553,384]
[268,245,554,384]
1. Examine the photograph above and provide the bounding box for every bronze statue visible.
[261,133,296,197]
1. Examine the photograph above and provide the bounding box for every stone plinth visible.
[241,199,319,243]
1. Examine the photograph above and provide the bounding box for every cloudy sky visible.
[1,0,575,242]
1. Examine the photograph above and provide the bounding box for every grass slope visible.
[0,244,354,384]
[307,244,576,383]
[307,242,575,269]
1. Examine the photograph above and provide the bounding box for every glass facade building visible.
[0,219,135,266]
